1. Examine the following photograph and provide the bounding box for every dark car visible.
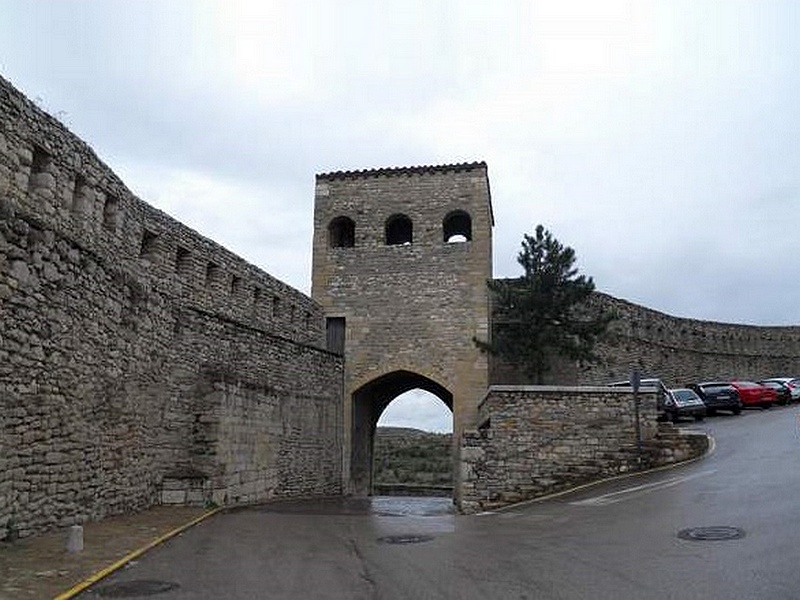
[665,388,707,422]
[688,382,742,416]
[758,380,791,405]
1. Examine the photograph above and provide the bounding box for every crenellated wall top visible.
[594,291,800,355]
[0,74,324,347]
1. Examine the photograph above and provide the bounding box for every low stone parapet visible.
[457,386,708,513]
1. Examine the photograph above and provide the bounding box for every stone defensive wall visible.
[0,75,343,539]
[491,290,800,387]
[585,292,800,386]
[458,386,708,513]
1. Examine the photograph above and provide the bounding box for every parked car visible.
[687,382,742,416]
[665,388,707,422]
[609,378,669,420]
[761,377,800,403]
[758,380,791,406]
[730,380,776,409]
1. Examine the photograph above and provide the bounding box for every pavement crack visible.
[347,537,378,596]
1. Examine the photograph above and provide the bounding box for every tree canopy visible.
[477,224,615,383]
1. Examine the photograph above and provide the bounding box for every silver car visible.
[761,377,800,403]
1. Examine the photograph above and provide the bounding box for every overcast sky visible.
[2,1,798,432]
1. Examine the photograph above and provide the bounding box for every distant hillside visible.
[373,427,452,488]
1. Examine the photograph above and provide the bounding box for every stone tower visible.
[311,162,493,497]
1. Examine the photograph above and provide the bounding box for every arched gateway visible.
[311,162,493,500]
[351,371,452,495]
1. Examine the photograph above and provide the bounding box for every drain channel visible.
[94,579,180,597]
[377,534,434,545]
[677,526,745,541]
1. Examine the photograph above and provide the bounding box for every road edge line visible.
[52,507,222,600]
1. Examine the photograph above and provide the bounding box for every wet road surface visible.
[79,406,800,599]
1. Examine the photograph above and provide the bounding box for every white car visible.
[608,378,669,419]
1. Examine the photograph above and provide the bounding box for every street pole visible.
[631,369,642,461]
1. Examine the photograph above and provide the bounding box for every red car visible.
[730,381,776,409]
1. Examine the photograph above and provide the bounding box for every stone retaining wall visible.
[458,386,707,513]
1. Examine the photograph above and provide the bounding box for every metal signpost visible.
[631,368,643,458]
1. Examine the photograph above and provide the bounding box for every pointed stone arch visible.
[351,370,452,496]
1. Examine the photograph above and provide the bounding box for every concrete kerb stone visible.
[475,430,715,515]
[52,507,222,600]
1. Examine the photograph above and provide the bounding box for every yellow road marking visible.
[52,507,221,600]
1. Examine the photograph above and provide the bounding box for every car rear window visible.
[701,384,731,393]
[672,389,699,402]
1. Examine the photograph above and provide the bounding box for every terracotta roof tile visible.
[316,161,487,181]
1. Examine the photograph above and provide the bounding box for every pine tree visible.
[477,224,615,383]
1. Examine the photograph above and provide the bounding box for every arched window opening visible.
[443,210,472,243]
[385,214,413,245]
[328,216,355,248]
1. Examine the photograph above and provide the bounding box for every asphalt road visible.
[79,406,800,599]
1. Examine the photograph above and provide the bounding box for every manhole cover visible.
[94,580,180,597]
[677,526,745,541]
[378,534,434,545]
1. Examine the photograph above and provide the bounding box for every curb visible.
[52,507,222,600]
